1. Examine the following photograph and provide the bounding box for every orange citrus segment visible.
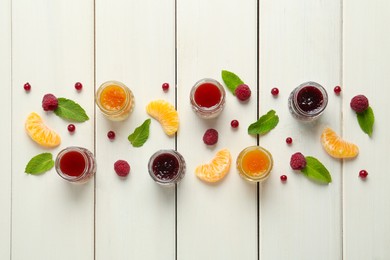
[195,149,231,183]
[320,127,359,158]
[146,100,179,136]
[25,112,61,148]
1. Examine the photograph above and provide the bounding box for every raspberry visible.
[235,84,251,101]
[203,128,218,145]
[42,94,58,111]
[290,152,307,170]
[114,160,130,177]
[350,95,369,113]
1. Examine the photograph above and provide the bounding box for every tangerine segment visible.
[146,100,179,136]
[100,85,126,110]
[25,112,61,148]
[320,127,359,158]
[195,149,231,183]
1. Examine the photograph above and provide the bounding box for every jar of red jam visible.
[288,81,328,121]
[148,149,186,185]
[190,78,226,119]
[55,146,96,183]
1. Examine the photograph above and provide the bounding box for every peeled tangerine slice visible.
[146,100,179,136]
[320,127,359,158]
[195,149,232,183]
[25,112,61,148]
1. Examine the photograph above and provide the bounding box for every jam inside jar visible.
[148,150,186,185]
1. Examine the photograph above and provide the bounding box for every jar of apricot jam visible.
[148,149,186,185]
[288,81,328,121]
[96,81,134,121]
[55,146,96,183]
[190,78,226,119]
[236,146,273,183]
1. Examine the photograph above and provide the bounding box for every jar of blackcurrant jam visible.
[288,81,328,121]
[55,146,96,183]
[190,78,226,119]
[148,149,186,185]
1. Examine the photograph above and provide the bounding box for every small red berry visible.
[359,170,368,178]
[350,95,369,113]
[280,175,287,181]
[334,86,341,95]
[75,82,83,91]
[42,94,59,111]
[24,82,31,91]
[107,131,116,140]
[114,160,130,177]
[203,128,218,145]
[290,152,307,170]
[67,124,76,132]
[271,88,279,96]
[162,83,169,91]
[286,137,293,144]
[231,120,239,128]
[235,84,251,101]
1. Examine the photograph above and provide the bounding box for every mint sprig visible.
[25,153,54,175]
[301,156,332,184]
[128,119,151,147]
[248,110,279,135]
[356,106,374,137]
[221,70,244,95]
[54,98,89,122]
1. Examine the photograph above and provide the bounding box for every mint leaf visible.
[25,153,54,175]
[301,156,332,184]
[128,119,151,147]
[54,98,89,122]
[221,70,244,95]
[248,110,279,135]
[357,106,374,137]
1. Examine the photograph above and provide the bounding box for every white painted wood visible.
[177,0,258,259]
[94,0,176,259]
[259,0,342,259]
[344,0,390,259]
[11,0,95,259]
[0,0,11,258]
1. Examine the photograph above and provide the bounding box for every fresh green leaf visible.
[54,98,89,122]
[301,156,332,184]
[248,110,279,135]
[221,70,244,95]
[25,153,54,175]
[128,119,151,147]
[357,106,374,137]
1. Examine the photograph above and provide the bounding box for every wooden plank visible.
[176,0,258,259]
[259,0,342,259]
[0,0,11,258]
[94,0,176,259]
[11,0,95,259]
[343,0,390,259]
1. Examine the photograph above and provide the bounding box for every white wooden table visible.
[1,0,389,259]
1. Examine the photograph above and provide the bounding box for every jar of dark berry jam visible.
[148,149,186,185]
[55,146,96,183]
[288,81,328,121]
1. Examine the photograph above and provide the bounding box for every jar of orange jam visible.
[96,81,134,121]
[236,146,273,182]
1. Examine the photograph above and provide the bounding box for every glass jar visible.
[148,149,186,185]
[236,146,273,183]
[288,81,328,121]
[190,78,226,119]
[55,146,96,183]
[96,80,135,121]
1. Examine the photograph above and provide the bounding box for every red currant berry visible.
[162,83,169,91]
[75,82,83,91]
[286,137,293,144]
[231,120,239,128]
[280,175,287,181]
[359,170,368,178]
[67,124,76,132]
[334,86,341,95]
[271,87,279,96]
[24,82,31,91]
[107,131,116,140]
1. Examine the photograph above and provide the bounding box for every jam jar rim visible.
[55,146,92,182]
[190,78,226,112]
[292,81,328,116]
